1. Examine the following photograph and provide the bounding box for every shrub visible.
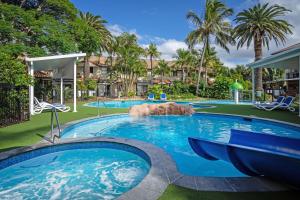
[148,85,163,99]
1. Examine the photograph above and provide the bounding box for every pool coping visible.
[1,113,299,200]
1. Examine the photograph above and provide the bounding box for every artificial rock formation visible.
[129,102,195,117]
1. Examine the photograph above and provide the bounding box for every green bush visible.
[148,85,163,99]
[198,76,232,99]
[128,90,135,98]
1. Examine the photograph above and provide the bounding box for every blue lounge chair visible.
[160,93,167,101]
[188,129,300,186]
[279,96,295,112]
[254,96,285,111]
[147,93,155,101]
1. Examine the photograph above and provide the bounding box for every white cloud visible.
[106,24,142,40]
[157,39,188,60]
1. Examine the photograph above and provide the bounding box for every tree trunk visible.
[84,56,90,81]
[181,65,185,82]
[254,35,263,91]
[196,40,207,95]
[150,55,153,84]
[205,66,208,86]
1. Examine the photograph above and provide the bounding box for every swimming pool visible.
[0,142,150,200]
[61,114,300,177]
[85,100,213,109]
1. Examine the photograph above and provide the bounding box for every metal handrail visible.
[50,107,61,143]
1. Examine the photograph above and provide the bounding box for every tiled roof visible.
[271,43,300,55]
[34,71,52,78]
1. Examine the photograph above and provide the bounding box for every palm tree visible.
[186,0,235,95]
[155,60,171,87]
[174,49,193,82]
[146,43,160,83]
[233,3,292,92]
[79,11,111,80]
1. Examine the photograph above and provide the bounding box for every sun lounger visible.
[160,93,167,101]
[33,97,70,114]
[254,96,285,110]
[147,93,155,101]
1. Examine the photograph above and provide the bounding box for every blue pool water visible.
[85,100,213,109]
[197,100,252,105]
[0,143,150,200]
[62,114,300,177]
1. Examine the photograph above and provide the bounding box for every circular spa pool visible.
[85,100,213,109]
[61,114,300,177]
[0,142,150,200]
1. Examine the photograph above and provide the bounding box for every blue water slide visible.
[188,129,300,186]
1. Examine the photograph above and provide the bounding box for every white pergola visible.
[247,45,300,116]
[25,53,86,115]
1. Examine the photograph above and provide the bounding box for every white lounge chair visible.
[33,97,70,114]
[254,96,285,110]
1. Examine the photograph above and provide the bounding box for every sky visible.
[71,0,300,68]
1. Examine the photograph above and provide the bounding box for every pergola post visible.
[60,77,64,105]
[29,61,34,115]
[73,57,77,112]
[252,68,255,102]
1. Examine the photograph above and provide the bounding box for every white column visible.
[29,61,34,115]
[60,77,63,104]
[252,68,255,103]
[73,58,77,112]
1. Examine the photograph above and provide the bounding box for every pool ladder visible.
[97,98,106,118]
[50,107,61,143]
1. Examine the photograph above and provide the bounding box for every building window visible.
[90,67,93,73]
[173,71,177,77]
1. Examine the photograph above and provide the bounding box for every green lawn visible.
[159,185,300,200]
[197,104,300,124]
[0,102,299,199]
[0,102,127,152]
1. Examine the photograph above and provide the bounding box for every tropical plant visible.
[78,11,110,80]
[186,0,235,95]
[146,43,160,82]
[174,49,194,82]
[115,33,147,96]
[234,3,292,92]
[154,60,171,87]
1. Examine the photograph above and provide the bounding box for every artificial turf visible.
[0,102,127,152]
[158,184,300,200]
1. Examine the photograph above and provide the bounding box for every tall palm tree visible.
[174,49,193,82]
[233,3,292,92]
[155,60,171,87]
[146,43,160,83]
[79,11,111,80]
[186,0,235,95]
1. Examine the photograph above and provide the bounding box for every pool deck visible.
[0,113,299,200]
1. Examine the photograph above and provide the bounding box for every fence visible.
[0,84,29,127]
